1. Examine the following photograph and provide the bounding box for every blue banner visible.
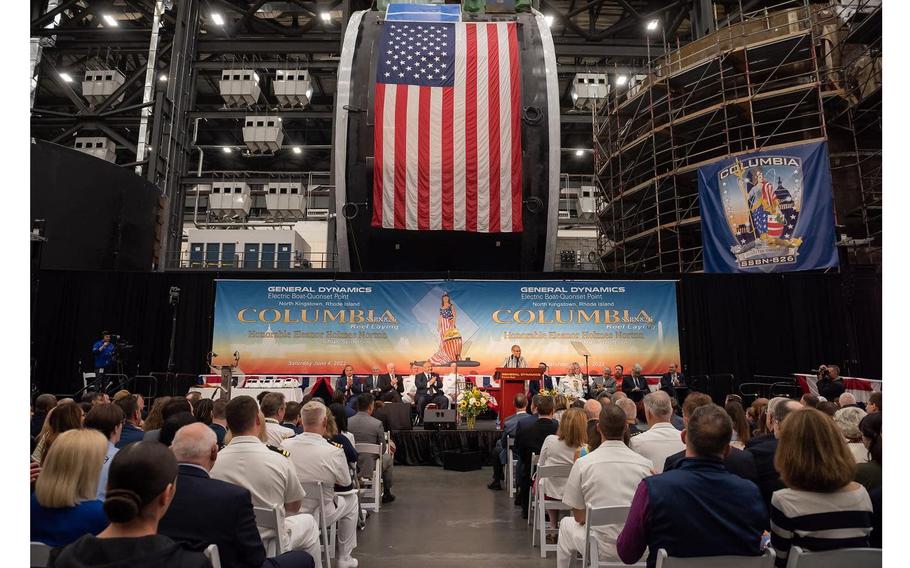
[386,4,461,22]
[697,141,838,273]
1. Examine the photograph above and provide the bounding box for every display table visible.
[188,386,304,403]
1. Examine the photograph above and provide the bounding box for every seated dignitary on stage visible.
[557,362,587,400]
[621,364,649,402]
[160,423,315,568]
[663,393,758,484]
[529,362,554,397]
[599,367,617,396]
[260,393,295,448]
[348,394,396,504]
[487,393,528,491]
[402,363,421,404]
[49,441,210,568]
[415,361,449,420]
[335,365,362,404]
[210,396,323,564]
[515,395,558,518]
[443,363,462,405]
[378,363,404,403]
[660,363,686,403]
[556,404,653,568]
[501,344,527,368]
[630,391,684,474]
[616,404,766,567]
[284,402,360,568]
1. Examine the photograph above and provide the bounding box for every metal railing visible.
[168,249,337,270]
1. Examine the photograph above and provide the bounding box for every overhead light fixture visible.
[646,19,659,31]
[102,14,119,27]
[292,146,302,154]
[575,149,585,157]
[211,12,225,26]
[222,146,232,154]
[320,12,331,22]
[59,72,74,83]
[158,74,167,82]
[616,75,628,86]
[544,15,554,28]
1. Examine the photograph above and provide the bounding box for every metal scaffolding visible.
[593,0,881,273]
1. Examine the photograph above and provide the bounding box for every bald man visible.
[160,423,316,568]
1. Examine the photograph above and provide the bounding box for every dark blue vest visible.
[643,457,766,567]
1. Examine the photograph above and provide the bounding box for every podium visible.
[494,367,543,422]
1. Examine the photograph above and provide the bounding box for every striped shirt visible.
[770,485,873,567]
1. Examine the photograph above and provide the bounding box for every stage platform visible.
[392,421,500,467]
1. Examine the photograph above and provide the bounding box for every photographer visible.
[816,364,846,402]
[92,331,116,374]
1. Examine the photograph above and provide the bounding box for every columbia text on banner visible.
[372,21,523,232]
[697,141,838,273]
[212,280,680,375]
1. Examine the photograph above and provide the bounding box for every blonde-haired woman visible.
[537,407,588,540]
[31,429,109,546]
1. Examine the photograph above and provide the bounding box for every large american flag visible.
[372,21,523,232]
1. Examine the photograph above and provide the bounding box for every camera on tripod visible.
[168,286,181,306]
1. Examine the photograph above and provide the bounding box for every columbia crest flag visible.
[697,141,838,273]
[372,21,523,232]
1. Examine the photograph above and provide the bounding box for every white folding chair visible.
[253,506,286,556]
[30,542,51,568]
[785,546,881,568]
[300,480,333,568]
[203,544,222,568]
[534,464,573,557]
[526,453,539,527]
[581,506,641,567]
[355,442,383,513]
[82,372,96,389]
[506,437,517,497]
[655,547,776,568]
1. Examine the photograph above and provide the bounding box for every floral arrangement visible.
[538,387,577,406]
[457,386,498,427]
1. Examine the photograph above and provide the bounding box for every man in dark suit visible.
[528,362,554,397]
[515,395,558,518]
[622,364,648,403]
[660,363,686,403]
[414,362,448,421]
[159,423,314,568]
[335,365,364,404]
[662,393,758,484]
[377,363,404,403]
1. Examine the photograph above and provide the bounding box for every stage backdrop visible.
[211,280,680,375]
[698,141,838,273]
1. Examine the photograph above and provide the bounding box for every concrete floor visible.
[354,466,555,568]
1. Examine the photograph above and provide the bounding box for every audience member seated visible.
[834,406,869,463]
[770,408,874,567]
[816,400,839,416]
[160,423,314,568]
[284,402,360,568]
[33,403,84,465]
[260,393,295,447]
[867,391,881,413]
[209,400,229,448]
[185,391,203,411]
[617,404,766,567]
[325,406,359,465]
[84,404,125,499]
[31,429,109,547]
[615,398,643,437]
[854,411,882,493]
[725,400,751,449]
[192,399,214,426]
[799,393,819,409]
[748,397,769,438]
[144,398,192,443]
[115,395,145,448]
[143,397,171,434]
[630,391,683,473]
[539,407,587,539]
[210,396,323,564]
[87,392,111,407]
[584,399,605,452]
[515,395,558,519]
[282,401,304,435]
[48,441,209,568]
[371,400,393,432]
[553,394,569,422]
[159,412,198,447]
[557,405,652,567]
[32,394,58,438]
[746,396,802,516]
[348,394,396,504]
[664,393,758,485]
[488,393,527,491]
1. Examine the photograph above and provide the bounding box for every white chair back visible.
[355,442,383,512]
[252,506,285,556]
[203,544,221,568]
[655,547,776,568]
[582,506,638,567]
[300,480,333,568]
[30,542,51,568]
[785,546,881,568]
[534,464,574,557]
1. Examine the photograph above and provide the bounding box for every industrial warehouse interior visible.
[16,1,898,567]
